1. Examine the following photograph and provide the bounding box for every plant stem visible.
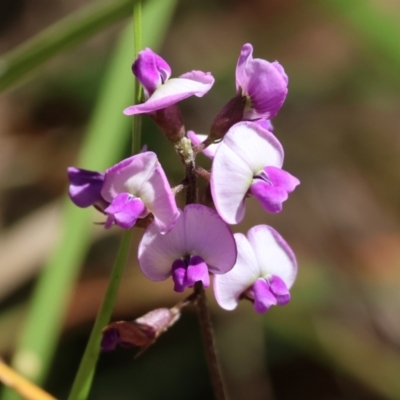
[194,282,227,400]
[67,229,134,400]
[131,1,142,155]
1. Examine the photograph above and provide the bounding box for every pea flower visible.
[236,43,288,120]
[68,152,179,233]
[214,225,297,313]
[210,121,299,224]
[138,204,237,292]
[123,48,215,116]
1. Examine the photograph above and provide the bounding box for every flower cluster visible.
[68,44,299,317]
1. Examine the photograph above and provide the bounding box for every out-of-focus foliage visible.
[0,0,400,399]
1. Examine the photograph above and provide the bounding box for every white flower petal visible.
[211,141,253,224]
[214,233,260,310]
[247,225,297,289]
[222,121,284,173]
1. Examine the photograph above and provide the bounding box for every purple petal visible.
[243,59,288,120]
[182,204,236,275]
[132,48,171,98]
[255,119,274,132]
[104,193,146,229]
[235,44,288,120]
[211,121,283,224]
[186,256,210,288]
[102,152,178,233]
[264,166,300,193]
[123,71,214,116]
[67,167,105,208]
[171,259,186,292]
[139,210,186,282]
[214,233,260,310]
[250,181,288,213]
[247,225,297,290]
[101,328,120,352]
[235,43,253,94]
[269,275,291,305]
[252,278,277,313]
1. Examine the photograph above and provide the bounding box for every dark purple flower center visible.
[171,255,210,292]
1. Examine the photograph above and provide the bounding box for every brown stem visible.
[185,161,197,204]
[195,166,211,182]
[194,282,227,400]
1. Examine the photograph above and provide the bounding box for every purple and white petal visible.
[123,71,214,116]
[222,122,283,173]
[214,233,260,310]
[132,48,172,98]
[187,131,219,159]
[139,210,186,281]
[247,225,297,289]
[67,167,105,208]
[182,204,236,275]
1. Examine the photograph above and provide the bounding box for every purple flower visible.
[214,225,297,313]
[101,152,179,233]
[138,204,237,292]
[236,43,288,120]
[123,48,215,116]
[210,121,299,224]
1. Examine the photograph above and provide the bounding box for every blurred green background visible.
[0,0,400,399]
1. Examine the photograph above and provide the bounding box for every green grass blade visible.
[322,0,400,71]
[0,0,141,92]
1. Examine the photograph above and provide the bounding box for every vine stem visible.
[194,282,227,400]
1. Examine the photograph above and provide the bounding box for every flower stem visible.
[67,229,133,400]
[194,282,227,400]
[131,1,142,155]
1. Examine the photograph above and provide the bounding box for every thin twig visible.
[194,282,227,400]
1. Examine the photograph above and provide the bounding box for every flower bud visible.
[101,307,180,352]
[208,95,246,143]
[149,104,185,144]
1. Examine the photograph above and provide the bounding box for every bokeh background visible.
[1,0,400,399]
